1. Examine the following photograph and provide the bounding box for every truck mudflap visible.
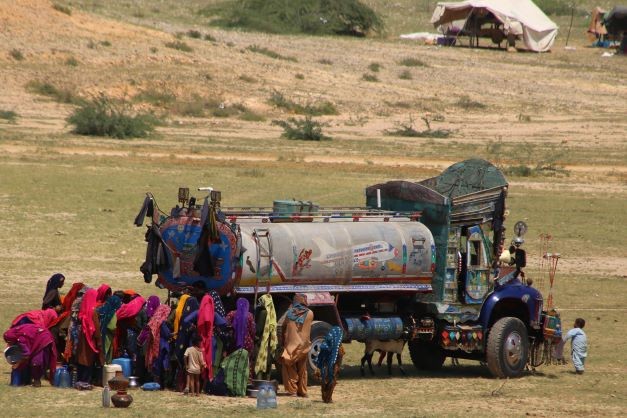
[441,324,484,351]
[529,308,563,367]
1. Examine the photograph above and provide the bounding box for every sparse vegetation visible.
[295,73,305,80]
[0,110,18,123]
[368,62,381,72]
[133,88,177,107]
[65,57,79,66]
[187,29,202,39]
[9,49,24,61]
[385,115,450,138]
[456,95,486,110]
[399,57,427,67]
[100,40,112,47]
[318,58,333,65]
[268,91,338,116]
[518,113,532,122]
[399,69,412,80]
[238,75,256,83]
[26,80,80,104]
[362,73,379,82]
[239,110,266,122]
[204,33,216,42]
[210,0,383,37]
[52,2,72,15]
[245,45,297,62]
[272,116,330,141]
[67,94,159,139]
[165,40,193,52]
[237,168,265,177]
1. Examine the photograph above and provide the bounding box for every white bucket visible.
[103,364,123,387]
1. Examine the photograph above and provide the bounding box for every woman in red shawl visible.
[11,309,58,329]
[96,284,112,305]
[76,288,103,384]
[197,294,214,382]
[4,324,57,387]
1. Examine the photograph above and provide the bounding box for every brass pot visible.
[108,370,129,391]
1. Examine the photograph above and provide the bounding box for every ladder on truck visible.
[252,228,273,308]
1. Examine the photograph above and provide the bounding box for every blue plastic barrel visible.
[111,358,132,378]
[58,366,71,388]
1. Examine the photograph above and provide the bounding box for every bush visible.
[65,57,79,66]
[398,70,412,80]
[0,110,18,122]
[26,80,80,104]
[362,73,378,82]
[456,95,486,110]
[399,58,427,67]
[165,40,193,52]
[268,91,338,116]
[210,0,383,37]
[67,94,159,139]
[272,116,330,141]
[52,2,72,15]
[187,30,202,39]
[368,62,381,72]
[385,116,450,138]
[9,49,24,61]
[246,45,297,62]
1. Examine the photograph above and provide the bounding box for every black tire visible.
[486,317,529,378]
[307,321,333,384]
[408,339,446,371]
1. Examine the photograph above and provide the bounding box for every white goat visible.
[360,339,408,376]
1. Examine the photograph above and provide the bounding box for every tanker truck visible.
[134,159,560,378]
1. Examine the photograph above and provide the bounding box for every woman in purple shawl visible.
[225,297,255,378]
[4,324,57,387]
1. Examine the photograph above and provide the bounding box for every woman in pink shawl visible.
[197,294,214,381]
[11,309,58,329]
[4,324,57,387]
[76,288,103,383]
[96,284,112,305]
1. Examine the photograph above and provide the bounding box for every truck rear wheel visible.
[408,340,446,371]
[486,317,529,378]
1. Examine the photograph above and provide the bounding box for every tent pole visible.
[565,4,575,47]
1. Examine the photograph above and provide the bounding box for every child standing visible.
[558,318,588,374]
[184,334,206,396]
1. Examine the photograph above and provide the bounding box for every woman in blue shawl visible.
[314,326,344,403]
[97,295,122,363]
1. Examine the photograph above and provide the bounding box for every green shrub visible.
[240,111,266,122]
[0,110,18,122]
[295,73,305,80]
[204,33,217,42]
[368,62,381,72]
[100,40,112,47]
[52,2,72,15]
[318,58,333,65]
[165,40,193,52]
[67,94,159,139]
[362,73,378,82]
[399,70,412,80]
[26,80,80,104]
[246,45,297,62]
[187,30,202,39]
[133,88,177,107]
[268,91,338,116]
[399,57,427,67]
[272,116,330,141]
[210,0,383,37]
[65,57,79,66]
[9,49,24,61]
[385,116,450,138]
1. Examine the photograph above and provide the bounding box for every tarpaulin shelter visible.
[431,0,558,52]
[604,5,627,35]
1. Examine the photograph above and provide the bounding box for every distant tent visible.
[431,0,558,52]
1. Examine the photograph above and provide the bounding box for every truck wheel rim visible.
[505,331,522,367]
[308,337,323,371]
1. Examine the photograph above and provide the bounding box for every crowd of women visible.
[4,273,345,403]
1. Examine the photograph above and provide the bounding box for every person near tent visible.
[315,326,344,403]
[4,324,57,387]
[76,288,104,384]
[97,295,122,364]
[254,294,278,380]
[225,297,255,378]
[42,273,65,311]
[280,293,313,397]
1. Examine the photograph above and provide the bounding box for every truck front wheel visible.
[307,321,333,383]
[486,317,529,378]
[408,340,446,371]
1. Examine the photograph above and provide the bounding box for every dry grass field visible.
[0,0,626,416]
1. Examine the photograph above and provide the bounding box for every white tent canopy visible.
[431,0,558,52]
